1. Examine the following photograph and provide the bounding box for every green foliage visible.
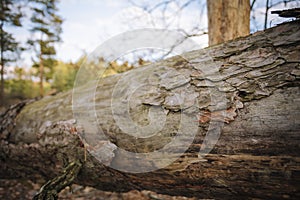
[6,79,39,99]
[0,30,21,63]
[5,67,40,99]
[0,0,22,26]
[32,57,57,81]
[52,61,79,92]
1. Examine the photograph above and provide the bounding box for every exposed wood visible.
[1,20,300,199]
[207,0,250,45]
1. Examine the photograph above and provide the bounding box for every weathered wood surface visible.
[1,20,300,199]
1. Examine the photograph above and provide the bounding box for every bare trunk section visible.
[207,0,250,46]
[39,43,44,97]
[0,20,5,105]
[1,21,300,199]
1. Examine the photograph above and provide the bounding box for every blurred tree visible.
[28,0,63,97]
[105,60,134,76]
[6,67,40,100]
[51,61,79,92]
[207,0,250,45]
[0,0,23,105]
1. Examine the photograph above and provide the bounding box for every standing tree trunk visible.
[1,21,300,199]
[39,56,44,97]
[207,0,250,46]
[39,43,44,97]
[0,21,5,105]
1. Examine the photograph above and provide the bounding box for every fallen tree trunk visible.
[1,20,300,199]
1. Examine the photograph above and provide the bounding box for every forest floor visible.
[0,179,197,200]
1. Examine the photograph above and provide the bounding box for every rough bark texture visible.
[207,0,250,46]
[1,20,300,199]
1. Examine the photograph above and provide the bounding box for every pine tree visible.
[28,0,62,97]
[0,0,23,105]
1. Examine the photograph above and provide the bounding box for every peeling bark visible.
[1,21,300,199]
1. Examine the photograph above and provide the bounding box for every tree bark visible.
[0,20,5,105]
[39,42,44,98]
[1,20,300,199]
[207,0,250,46]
